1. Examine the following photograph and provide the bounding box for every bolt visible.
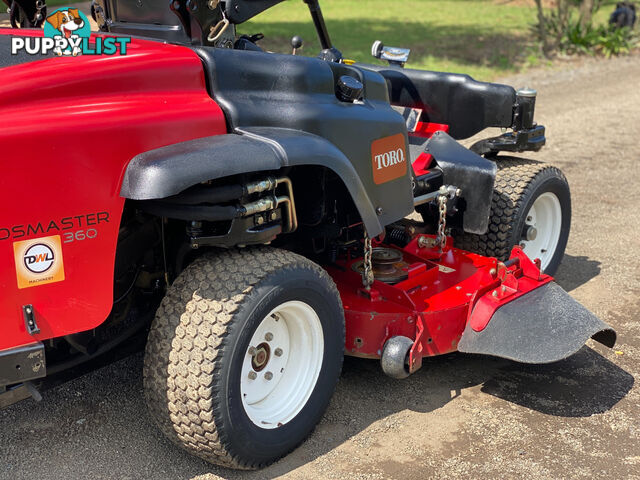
[492,290,498,298]
[248,346,257,356]
[264,371,273,381]
[256,216,265,225]
[489,268,497,277]
[265,332,274,341]
[248,371,257,380]
[501,286,506,293]
[274,348,283,357]
[526,226,538,241]
[270,211,278,221]
[376,207,383,216]
[527,216,533,222]
[456,286,462,290]
[25,307,32,314]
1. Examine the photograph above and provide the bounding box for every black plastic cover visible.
[95,0,190,42]
[195,47,414,234]
[225,0,285,24]
[459,282,616,364]
[424,131,496,234]
[359,64,516,140]
[120,133,282,200]
[120,128,385,235]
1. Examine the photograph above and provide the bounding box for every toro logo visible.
[371,134,407,185]
[13,235,65,289]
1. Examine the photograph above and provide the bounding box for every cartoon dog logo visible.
[45,8,87,55]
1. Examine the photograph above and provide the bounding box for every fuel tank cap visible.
[336,75,363,103]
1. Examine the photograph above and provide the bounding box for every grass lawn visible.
[241,0,617,80]
[43,0,619,81]
[240,0,541,80]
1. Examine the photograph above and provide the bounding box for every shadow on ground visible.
[554,253,601,292]
[1,340,632,480]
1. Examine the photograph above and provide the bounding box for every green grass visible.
[241,0,623,81]
[240,0,541,80]
[45,0,623,80]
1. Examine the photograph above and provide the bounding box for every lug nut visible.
[248,346,257,356]
[274,348,283,357]
[248,371,257,380]
[264,371,273,381]
[265,332,274,341]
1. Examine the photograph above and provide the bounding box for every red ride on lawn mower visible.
[0,0,616,469]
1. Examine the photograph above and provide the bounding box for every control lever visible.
[371,40,411,67]
[291,35,303,55]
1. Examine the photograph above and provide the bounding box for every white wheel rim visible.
[520,192,562,271]
[240,300,324,429]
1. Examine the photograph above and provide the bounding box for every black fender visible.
[424,131,497,235]
[120,127,384,236]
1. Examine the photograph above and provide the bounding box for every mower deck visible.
[327,235,615,373]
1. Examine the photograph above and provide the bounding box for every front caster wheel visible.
[143,248,345,469]
[455,158,571,276]
[381,335,413,379]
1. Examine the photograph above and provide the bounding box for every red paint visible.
[467,246,552,332]
[326,237,553,367]
[0,29,227,350]
[409,122,449,176]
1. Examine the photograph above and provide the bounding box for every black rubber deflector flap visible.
[459,282,616,364]
[425,131,497,234]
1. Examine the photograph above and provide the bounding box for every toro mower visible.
[0,0,616,469]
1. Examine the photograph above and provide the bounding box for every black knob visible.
[336,75,363,103]
[291,35,303,50]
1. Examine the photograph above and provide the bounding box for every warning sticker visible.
[13,235,65,289]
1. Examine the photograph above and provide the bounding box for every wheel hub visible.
[251,342,270,371]
[240,301,324,429]
[519,192,562,271]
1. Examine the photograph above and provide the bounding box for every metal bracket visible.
[22,305,39,335]
[470,125,546,157]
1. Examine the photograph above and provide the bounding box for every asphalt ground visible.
[0,29,639,480]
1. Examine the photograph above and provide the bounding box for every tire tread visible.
[143,247,342,469]
[456,157,567,261]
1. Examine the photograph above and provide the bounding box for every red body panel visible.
[327,238,552,370]
[0,29,227,350]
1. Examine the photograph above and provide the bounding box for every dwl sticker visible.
[13,235,65,289]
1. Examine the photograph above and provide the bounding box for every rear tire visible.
[143,248,344,469]
[455,157,571,275]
